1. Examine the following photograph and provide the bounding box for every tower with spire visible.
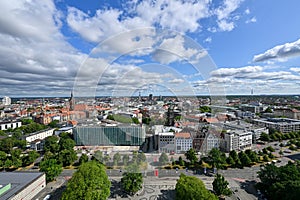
[69,91,75,111]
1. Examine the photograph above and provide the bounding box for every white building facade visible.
[23,128,55,143]
[0,121,22,131]
[174,132,193,154]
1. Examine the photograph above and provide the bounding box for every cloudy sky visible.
[1,0,300,97]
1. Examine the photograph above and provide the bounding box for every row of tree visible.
[39,133,77,182]
[160,147,277,171]
[91,150,147,167]
[260,130,300,142]
[0,149,39,170]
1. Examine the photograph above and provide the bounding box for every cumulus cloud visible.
[66,0,246,44]
[290,67,300,73]
[152,34,200,64]
[215,0,244,32]
[0,0,86,96]
[253,38,300,62]
[67,0,211,43]
[168,78,185,84]
[194,65,300,95]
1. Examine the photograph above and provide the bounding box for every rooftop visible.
[175,132,191,138]
[0,172,44,200]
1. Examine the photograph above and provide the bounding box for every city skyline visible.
[1,0,300,97]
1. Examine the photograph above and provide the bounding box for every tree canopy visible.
[257,161,300,200]
[175,174,218,200]
[212,173,232,197]
[62,161,111,200]
[121,172,143,195]
[39,159,62,182]
[185,148,197,165]
[159,152,169,165]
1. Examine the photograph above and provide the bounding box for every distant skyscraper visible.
[2,96,11,105]
[251,89,254,95]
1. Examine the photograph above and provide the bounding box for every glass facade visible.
[74,126,146,146]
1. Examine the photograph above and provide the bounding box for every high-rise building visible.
[2,96,11,105]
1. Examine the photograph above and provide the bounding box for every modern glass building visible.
[74,125,146,146]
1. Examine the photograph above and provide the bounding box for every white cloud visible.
[67,0,212,43]
[210,66,262,77]
[0,0,86,96]
[217,20,235,32]
[152,34,199,64]
[168,78,185,84]
[204,37,212,43]
[253,38,300,62]
[214,0,244,31]
[290,67,300,74]
[246,17,257,24]
[245,8,250,15]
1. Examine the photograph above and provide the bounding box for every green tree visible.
[267,146,275,152]
[44,135,60,153]
[245,149,259,163]
[39,159,62,182]
[226,156,235,166]
[93,150,103,163]
[257,162,300,200]
[137,152,146,164]
[4,159,12,169]
[103,154,110,164]
[22,150,39,166]
[58,149,77,167]
[175,174,218,200]
[79,154,89,165]
[122,154,129,166]
[159,152,169,165]
[178,156,185,166]
[131,151,138,163]
[59,138,75,151]
[59,132,72,139]
[239,151,252,167]
[0,151,7,161]
[121,172,143,195]
[113,152,121,166]
[131,117,139,124]
[207,148,226,169]
[185,148,197,165]
[213,174,232,197]
[199,106,212,113]
[48,120,59,128]
[260,132,270,142]
[62,161,111,200]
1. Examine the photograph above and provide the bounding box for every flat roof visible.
[0,172,44,200]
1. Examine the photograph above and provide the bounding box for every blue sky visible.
[1,0,300,97]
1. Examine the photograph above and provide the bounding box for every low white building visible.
[224,130,252,152]
[175,132,193,154]
[23,128,55,143]
[0,121,22,131]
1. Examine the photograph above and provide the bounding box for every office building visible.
[74,125,146,146]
